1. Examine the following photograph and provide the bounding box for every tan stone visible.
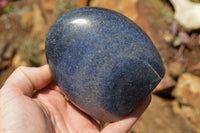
[20,11,33,28]
[181,105,200,133]
[168,61,185,78]
[173,73,200,108]
[172,100,200,133]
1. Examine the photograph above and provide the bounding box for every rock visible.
[188,62,200,77]
[130,95,196,133]
[168,61,185,78]
[169,0,200,31]
[172,100,182,114]
[45,7,165,122]
[180,105,200,133]
[20,11,33,28]
[173,73,200,108]
[172,100,200,133]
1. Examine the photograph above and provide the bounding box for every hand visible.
[0,65,151,133]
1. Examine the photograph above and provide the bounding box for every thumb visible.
[1,65,53,96]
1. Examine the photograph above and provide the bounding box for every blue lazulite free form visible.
[45,7,165,122]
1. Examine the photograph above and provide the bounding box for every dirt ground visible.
[0,0,200,132]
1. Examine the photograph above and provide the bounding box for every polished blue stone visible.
[45,7,165,122]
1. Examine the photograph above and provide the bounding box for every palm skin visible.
[0,65,151,133]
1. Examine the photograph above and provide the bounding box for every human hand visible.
[0,65,151,133]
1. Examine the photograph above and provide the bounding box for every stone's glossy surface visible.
[45,7,165,122]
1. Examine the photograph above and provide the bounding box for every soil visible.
[0,0,200,132]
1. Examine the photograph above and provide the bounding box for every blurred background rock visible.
[0,0,200,132]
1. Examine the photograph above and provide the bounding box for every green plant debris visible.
[55,0,77,17]
[173,37,181,47]
[3,5,11,13]
[161,6,174,24]
[190,0,200,3]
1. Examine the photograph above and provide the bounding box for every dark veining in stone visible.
[45,7,165,122]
